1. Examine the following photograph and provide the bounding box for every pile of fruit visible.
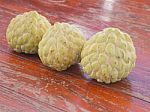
[6,11,136,84]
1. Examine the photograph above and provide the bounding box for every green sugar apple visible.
[6,11,51,54]
[38,22,86,71]
[81,28,136,83]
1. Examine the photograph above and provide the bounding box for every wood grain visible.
[0,0,150,112]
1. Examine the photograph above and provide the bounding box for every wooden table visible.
[0,0,150,112]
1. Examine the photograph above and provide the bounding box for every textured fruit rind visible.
[81,28,136,83]
[38,22,86,71]
[6,11,51,54]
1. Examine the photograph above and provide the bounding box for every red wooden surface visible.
[0,0,150,112]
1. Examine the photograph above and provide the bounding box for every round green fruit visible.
[81,28,136,83]
[6,11,51,54]
[38,22,86,71]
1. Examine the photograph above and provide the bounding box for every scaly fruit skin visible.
[81,28,136,83]
[6,11,51,54]
[38,22,86,71]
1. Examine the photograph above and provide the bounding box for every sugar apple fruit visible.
[81,28,136,83]
[38,22,86,71]
[6,11,51,54]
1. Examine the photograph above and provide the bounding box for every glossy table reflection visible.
[0,0,150,112]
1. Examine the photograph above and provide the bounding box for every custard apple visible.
[38,22,86,71]
[81,28,136,83]
[6,11,51,54]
